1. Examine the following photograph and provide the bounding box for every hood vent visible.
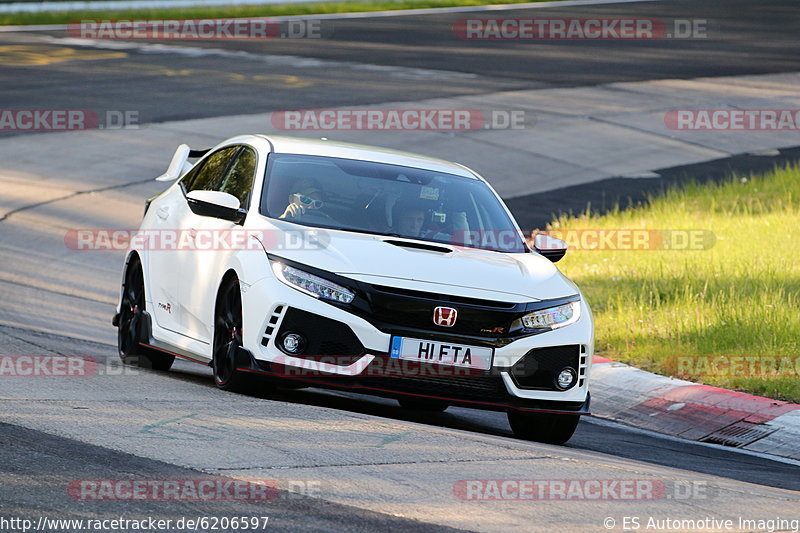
[383,239,453,254]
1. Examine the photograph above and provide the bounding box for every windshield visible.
[260,153,527,253]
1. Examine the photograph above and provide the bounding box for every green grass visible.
[0,0,558,26]
[553,165,800,402]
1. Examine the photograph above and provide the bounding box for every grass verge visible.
[553,164,800,402]
[0,0,557,26]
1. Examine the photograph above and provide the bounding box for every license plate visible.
[390,336,493,370]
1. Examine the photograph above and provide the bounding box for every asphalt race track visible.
[1,0,800,126]
[1,0,799,531]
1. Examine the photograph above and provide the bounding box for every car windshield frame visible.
[259,152,528,253]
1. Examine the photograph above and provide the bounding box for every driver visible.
[394,203,426,237]
[279,178,325,220]
[392,199,469,242]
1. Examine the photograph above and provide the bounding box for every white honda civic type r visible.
[114,134,594,444]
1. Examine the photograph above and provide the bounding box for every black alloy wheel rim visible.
[214,281,243,385]
[119,261,144,357]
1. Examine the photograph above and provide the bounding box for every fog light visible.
[282,333,305,354]
[556,367,577,390]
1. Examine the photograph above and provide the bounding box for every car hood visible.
[258,221,579,302]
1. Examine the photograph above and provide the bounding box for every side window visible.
[182,146,239,194]
[218,146,257,208]
[178,160,202,190]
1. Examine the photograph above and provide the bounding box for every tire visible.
[212,277,252,393]
[398,398,449,413]
[507,410,580,445]
[117,256,174,371]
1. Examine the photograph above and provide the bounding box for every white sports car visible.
[114,134,594,444]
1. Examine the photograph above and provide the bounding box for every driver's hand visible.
[280,203,305,219]
[385,191,402,226]
[452,211,468,231]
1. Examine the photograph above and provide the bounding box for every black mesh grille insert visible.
[319,341,355,356]
[361,285,521,337]
[361,374,509,402]
[509,345,581,391]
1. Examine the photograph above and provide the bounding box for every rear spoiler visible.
[155,145,211,181]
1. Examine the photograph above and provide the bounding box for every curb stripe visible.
[590,357,799,460]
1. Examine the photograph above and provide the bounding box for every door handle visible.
[156,206,170,220]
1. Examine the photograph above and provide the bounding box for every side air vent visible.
[579,344,588,388]
[261,305,285,347]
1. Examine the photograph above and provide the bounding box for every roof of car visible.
[257,135,479,179]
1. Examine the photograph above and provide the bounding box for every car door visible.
[179,145,258,344]
[149,145,240,338]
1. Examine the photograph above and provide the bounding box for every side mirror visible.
[532,233,567,263]
[186,190,247,224]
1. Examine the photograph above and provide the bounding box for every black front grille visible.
[508,345,581,391]
[332,354,508,400]
[372,285,516,309]
[354,374,509,402]
[356,283,524,338]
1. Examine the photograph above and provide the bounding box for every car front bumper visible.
[240,274,594,414]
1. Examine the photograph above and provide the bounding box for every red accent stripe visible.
[140,343,208,365]
[240,367,590,415]
[138,343,590,415]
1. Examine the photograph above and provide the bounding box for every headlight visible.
[271,262,355,304]
[521,301,580,331]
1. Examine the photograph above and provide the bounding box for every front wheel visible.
[117,256,174,371]
[507,411,580,445]
[212,277,252,393]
